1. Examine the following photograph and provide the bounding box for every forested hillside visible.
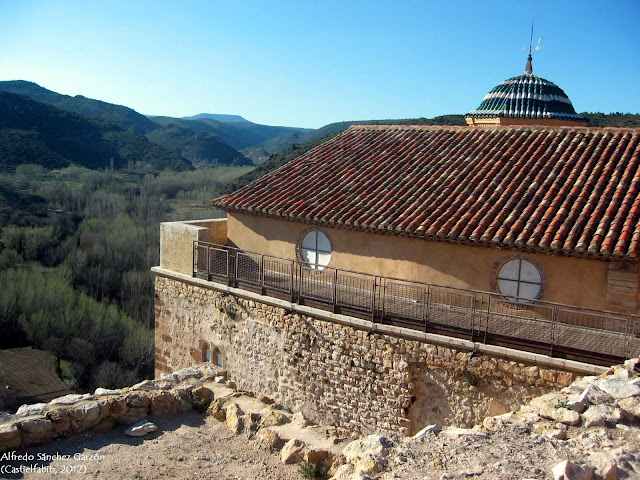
[0,82,258,168]
[0,164,252,397]
[145,125,252,166]
[0,91,192,171]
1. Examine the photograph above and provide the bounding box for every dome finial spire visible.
[525,22,534,74]
[522,22,543,74]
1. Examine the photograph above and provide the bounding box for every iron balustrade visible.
[193,241,640,365]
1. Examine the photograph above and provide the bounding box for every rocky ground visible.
[3,412,301,480]
[1,359,639,480]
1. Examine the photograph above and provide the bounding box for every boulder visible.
[255,428,284,451]
[260,410,289,427]
[596,378,640,400]
[532,421,567,439]
[413,424,441,438]
[173,387,193,412]
[582,405,623,428]
[0,423,21,452]
[329,463,354,480]
[292,411,311,427]
[16,403,47,416]
[107,397,128,418]
[125,392,152,409]
[225,403,244,433]
[281,438,306,464]
[355,456,386,476]
[68,401,101,432]
[258,395,275,405]
[192,386,213,404]
[530,393,564,410]
[540,407,581,426]
[206,399,226,421]
[552,460,593,480]
[486,398,507,417]
[623,358,640,372]
[17,417,53,445]
[94,388,122,396]
[576,386,614,406]
[304,448,330,466]
[125,420,158,437]
[173,367,203,381]
[46,408,71,436]
[151,391,178,416]
[49,393,91,405]
[343,434,392,463]
[588,452,617,480]
[617,397,640,418]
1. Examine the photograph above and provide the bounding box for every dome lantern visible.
[465,54,587,127]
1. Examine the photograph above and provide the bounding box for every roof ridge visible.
[348,124,640,133]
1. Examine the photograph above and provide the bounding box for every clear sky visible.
[1,0,638,129]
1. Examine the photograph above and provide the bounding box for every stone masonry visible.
[154,275,584,436]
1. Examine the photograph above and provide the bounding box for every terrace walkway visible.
[193,242,640,367]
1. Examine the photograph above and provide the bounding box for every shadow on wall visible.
[408,366,455,434]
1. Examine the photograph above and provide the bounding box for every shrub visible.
[298,461,327,479]
[463,369,479,387]
[192,396,212,413]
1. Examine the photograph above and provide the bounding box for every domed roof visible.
[466,55,587,123]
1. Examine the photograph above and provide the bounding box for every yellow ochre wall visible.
[226,212,610,311]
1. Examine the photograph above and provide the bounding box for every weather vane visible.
[521,22,543,74]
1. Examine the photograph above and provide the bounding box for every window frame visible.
[297,227,333,271]
[492,255,545,305]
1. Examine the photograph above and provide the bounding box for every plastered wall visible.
[226,212,611,312]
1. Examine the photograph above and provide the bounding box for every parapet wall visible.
[159,218,227,275]
[154,273,595,436]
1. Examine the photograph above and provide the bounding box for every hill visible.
[581,112,640,127]
[0,81,157,134]
[181,113,249,123]
[0,91,191,171]
[0,82,252,166]
[152,115,311,156]
[145,124,252,166]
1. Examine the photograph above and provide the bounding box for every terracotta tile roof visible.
[213,125,640,261]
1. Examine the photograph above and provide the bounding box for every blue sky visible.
[1,0,638,128]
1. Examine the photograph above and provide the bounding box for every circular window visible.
[301,229,332,270]
[496,258,542,302]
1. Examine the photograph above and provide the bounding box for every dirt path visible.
[5,412,302,480]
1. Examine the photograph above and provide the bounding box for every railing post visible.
[260,254,265,295]
[332,269,338,313]
[289,260,295,303]
[423,286,429,333]
[206,245,211,281]
[381,280,386,324]
[298,263,303,305]
[470,294,476,342]
[484,295,491,344]
[549,305,558,358]
[624,316,631,360]
[193,241,197,277]
[371,276,377,323]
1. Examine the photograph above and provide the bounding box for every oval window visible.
[496,258,542,302]
[301,229,332,270]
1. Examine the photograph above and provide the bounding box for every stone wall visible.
[155,275,581,436]
[0,367,221,453]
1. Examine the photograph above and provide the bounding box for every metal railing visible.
[193,241,640,365]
